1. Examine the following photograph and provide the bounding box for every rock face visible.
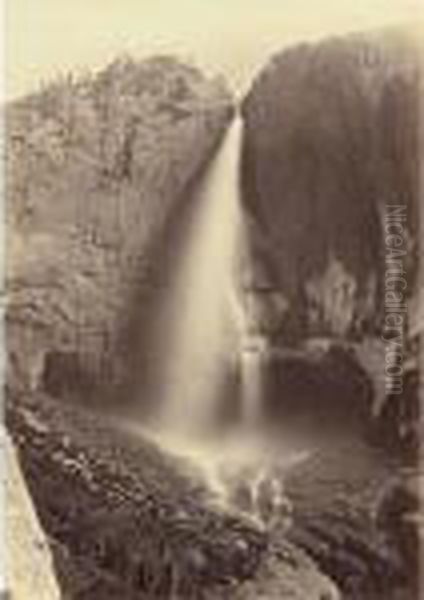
[6,435,61,599]
[241,29,421,436]
[241,30,420,342]
[6,56,234,402]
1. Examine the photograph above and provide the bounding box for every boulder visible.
[262,345,373,435]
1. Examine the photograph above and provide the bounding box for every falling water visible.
[130,114,310,526]
[155,115,244,436]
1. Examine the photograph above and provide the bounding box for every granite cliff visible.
[6,56,234,403]
[241,29,421,447]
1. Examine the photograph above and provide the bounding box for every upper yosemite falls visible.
[5,24,423,600]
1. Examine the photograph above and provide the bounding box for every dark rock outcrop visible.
[374,469,422,591]
[262,345,373,435]
[6,56,234,403]
[241,28,421,436]
[241,29,420,340]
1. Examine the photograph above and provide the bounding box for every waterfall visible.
[155,116,244,436]
[128,114,309,525]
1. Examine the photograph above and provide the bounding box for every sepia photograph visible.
[3,1,423,598]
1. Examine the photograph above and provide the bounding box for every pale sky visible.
[6,0,423,98]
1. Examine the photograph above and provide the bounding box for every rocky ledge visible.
[6,391,339,600]
[7,387,422,599]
